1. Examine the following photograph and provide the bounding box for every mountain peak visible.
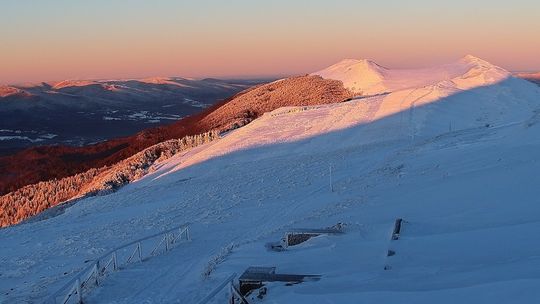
[51,80,101,90]
[462,54,482,61]
[335,58,382,66]
[459,54,496,67]
[0,86,31,98]
[315,55,512,95]
[312,58,387,95]
[330,58,387,73]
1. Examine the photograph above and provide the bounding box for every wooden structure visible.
[238,266,321,296]
[285,227,344,247]
[385,218,405,270]
[391,218,403,240]
[267,224,345,251]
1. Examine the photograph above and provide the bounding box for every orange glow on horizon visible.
[1,0,539,84]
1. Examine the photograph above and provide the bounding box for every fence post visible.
[113,251,118,271]
[76,279,82,303]
[229,281,234,304]
[137,242,142,262]
[329,164,334,192]
[94,262,99,286]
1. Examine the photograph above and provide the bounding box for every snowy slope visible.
[313,55,509,95]
[2,57,540,303]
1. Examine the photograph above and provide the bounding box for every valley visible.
[0,78,265,156]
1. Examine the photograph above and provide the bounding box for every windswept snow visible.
[2,57,540,303]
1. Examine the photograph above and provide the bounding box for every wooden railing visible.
[44,225,190,304]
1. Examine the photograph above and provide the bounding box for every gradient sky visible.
[1,0,539,84]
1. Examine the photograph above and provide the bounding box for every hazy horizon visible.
[0,74,286,86]
[2,0,540,84]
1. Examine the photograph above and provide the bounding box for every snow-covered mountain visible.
[2,56,540,303]
[313,55,509,95]
[0,86,32,98]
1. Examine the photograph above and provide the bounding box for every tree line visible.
[0,130,219,227]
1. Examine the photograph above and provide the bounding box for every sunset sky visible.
[1,0,539,84]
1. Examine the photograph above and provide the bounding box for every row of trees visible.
[0,130,219,227]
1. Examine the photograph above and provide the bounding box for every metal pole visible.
[137,242,142,262]
[112,252,118,271]
[329,165,334,192]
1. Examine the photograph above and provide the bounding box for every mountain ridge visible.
[313,55,510,95]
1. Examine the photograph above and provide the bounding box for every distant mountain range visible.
[515,72,540,85]
[0,77,266,156]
